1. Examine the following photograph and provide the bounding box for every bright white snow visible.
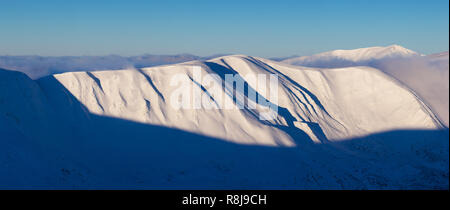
[282,46,449,127]
[282,45,419,67]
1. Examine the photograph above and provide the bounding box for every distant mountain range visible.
[0,54,229,79]
[0,45,444,79]
[281,45,420,68]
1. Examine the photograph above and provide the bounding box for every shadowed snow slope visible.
[0,55,448,189]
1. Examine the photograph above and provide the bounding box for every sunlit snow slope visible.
[281,46,449,127]
[47,55,442,144]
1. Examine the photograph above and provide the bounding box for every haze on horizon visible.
[0,0,448,57]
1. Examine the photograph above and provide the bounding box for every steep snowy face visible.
[211,56,441,139]
[41,55,442,145]
[41,64,293,146]
[282,47,449,127]
[282,45,419,67]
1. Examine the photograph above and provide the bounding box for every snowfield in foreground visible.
[0,52,448,189]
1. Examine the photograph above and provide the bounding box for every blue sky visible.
[0,0,448,57]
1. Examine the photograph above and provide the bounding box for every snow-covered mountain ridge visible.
[0,54,448,189]
[281,45,449,126]
[40,55,443,145]
[282,45,419,67]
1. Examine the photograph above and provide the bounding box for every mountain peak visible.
[282,45,419,66]
[385,44,418,55]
